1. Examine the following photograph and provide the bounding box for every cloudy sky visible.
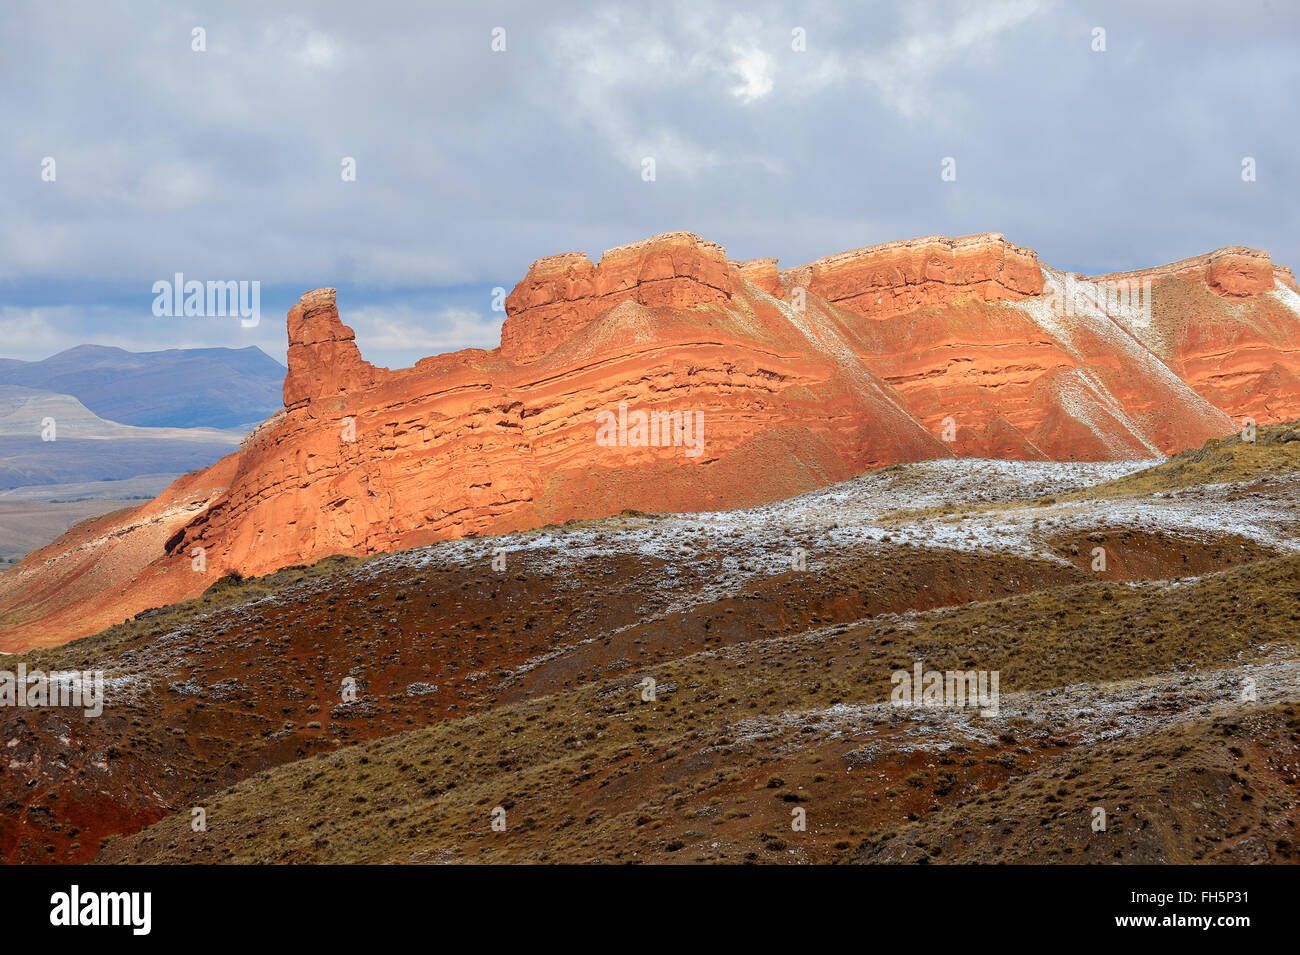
[2,0,1296,369]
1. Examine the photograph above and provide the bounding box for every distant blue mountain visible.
[0,345,286,430]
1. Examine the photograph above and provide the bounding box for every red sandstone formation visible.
[1089,246,1295,299]
[1086,249,1300,424]
[729,258,783,298]
[780,233,1044,318]
[283,287,378,407]
[3,230,1299,651]
[501,232,732,364]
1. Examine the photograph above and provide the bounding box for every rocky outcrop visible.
[1206,251,1276,297]
[4,230,1299,651]
[1078,249,1300,424]
[283,288,377,407]
[501,232,732,363]
[159,269,945,584]
[780,233,1044,319]
[1090,247,1290,299]
[729,258,783,298]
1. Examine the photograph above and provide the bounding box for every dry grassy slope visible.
[866,421,1299,528]
[1066,422,1300,498]
[10,420,1300,865]
[1,543,1109,864]
[94,547,1300,864]
[854,703,1300,865]
[0,499,142,564]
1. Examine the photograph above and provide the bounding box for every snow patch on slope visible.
[1011,268,1234,443]
[714,645,1300,754]
[1050,368,1163,457]
[1268,279,1300,318]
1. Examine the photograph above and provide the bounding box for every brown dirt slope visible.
[4,422,1297,865]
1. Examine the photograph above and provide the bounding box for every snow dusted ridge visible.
[341,454,1298,611]
[108,452,1299,693]
[357,458,1144,577]
[711,644,1300,757]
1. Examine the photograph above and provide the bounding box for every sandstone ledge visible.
[1088,246,1286,298]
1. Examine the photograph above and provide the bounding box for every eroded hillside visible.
[3,424,1297,864]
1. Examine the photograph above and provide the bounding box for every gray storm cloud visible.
[1,0,1296,367]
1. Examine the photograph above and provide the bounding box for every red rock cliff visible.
[283,287,377,407]
[4,230,1299,651]
[501,232,732,363]
[1089,246,1291,299]
[781,233,1044,319]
